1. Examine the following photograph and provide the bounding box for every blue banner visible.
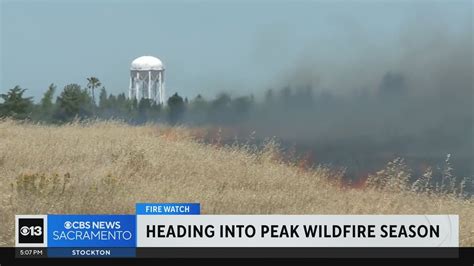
[47,215,136,248]
[47,247,136,258]
[136,203,200,215]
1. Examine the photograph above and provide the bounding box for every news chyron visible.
[15,203,459,259]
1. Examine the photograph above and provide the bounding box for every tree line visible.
[0,76,269,125]
[0,73,409,126]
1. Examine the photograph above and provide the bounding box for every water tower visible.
[129,55,166,104]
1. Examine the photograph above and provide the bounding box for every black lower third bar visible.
[136,247,460,258]
[10,247,468,259]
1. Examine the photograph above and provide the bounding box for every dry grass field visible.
[0,119,472,246]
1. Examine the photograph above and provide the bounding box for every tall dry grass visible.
[0,119,472,246]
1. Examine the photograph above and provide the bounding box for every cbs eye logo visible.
[18,218,44,243]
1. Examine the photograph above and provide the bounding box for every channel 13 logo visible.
[18,218,44,244]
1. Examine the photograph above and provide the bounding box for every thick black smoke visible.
[215,4,473,184]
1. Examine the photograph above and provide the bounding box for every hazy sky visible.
[1,0,471,101]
